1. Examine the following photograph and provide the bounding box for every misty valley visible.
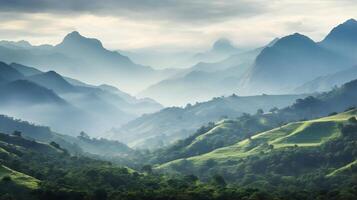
[0,9,356,200]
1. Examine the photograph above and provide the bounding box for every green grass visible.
[0,147,9,154]
[327,160,357,177]
[158,109,357,170]
[0,165,40,190]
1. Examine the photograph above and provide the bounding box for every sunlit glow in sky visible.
[0,0,356,51]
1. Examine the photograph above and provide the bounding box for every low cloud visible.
[0,0,267,24]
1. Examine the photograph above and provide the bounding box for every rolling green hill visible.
[112,94,305,149]
[157,109,357,181]
[0,165,40,189]
[149,113,284,164]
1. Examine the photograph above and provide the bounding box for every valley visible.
[0,5,356,199]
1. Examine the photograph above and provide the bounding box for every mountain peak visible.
[63,31,83,40]
[272,33,315,48]
[212,38,237,52]
[343,18,357,25]
[27,70,76,93]
[320,19,357,59]
[58,31,104,49]
[44,70,62,78]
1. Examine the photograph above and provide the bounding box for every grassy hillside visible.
[112,94,305,149]
[157,109,357,180]
[327,159,357,177]
[149,113,284,164]
[0,165,40,189]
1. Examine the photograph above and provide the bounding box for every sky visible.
[0,0,357,52]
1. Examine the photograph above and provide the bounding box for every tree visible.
[79,131,90,139]
[1,176,11,182]
[142,165,153,174]
[348,117,357,124]
[50,141,60,149]
[184,174,198,184]
[93,189,107,200]
[256,109,264,115]
[269,107,279,113]
[12,131,22,137]
[185,103,192,109]
[212,174,226,187]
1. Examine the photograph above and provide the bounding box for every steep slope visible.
[157,109,357,181]
[320,18,357,61]
[0,61,24,82]
[10,63,42,76]
[139,70,241,106]
[111,94,305,149]
[191,38,241,63]
[139,39,276,106]
[149,78,357,165]
[9,62,162,114]
[0,62,162,135]
[0,32,174,93]
[149,113,283,164]
[0,165,40,195]
[0,80,67,105]
[295,66,357,93]
[241,33,352,94]
[26,71,77,93]
[0,114,134,158]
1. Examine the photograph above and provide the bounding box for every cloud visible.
[0,0,268,24]
[0,0,356,51]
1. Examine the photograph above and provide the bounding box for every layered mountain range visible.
[0,31,176,93]
[140,19,357,105]
[0,61,162,136]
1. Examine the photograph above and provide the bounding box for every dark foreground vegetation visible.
[0,116,356,200]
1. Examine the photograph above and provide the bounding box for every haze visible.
[0,0,356,66]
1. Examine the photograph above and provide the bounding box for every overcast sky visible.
[0,0,356,51]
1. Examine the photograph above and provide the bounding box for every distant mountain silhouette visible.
[320,18,357,61]
[111,93,305,149]
[0,61,162,136]
[0,80,66,105]
[295,65,357,93]
[0,31,174,93]
[0,61,24,82]
[139,38,278,105]
[0,40,33,49]
[240,33,352,94]
[192,38,241,63]
[55,31,135,68]
[26,71,77,93]
[10,63,42,76]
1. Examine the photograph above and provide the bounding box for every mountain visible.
[0,80,67,105]
[54,31,136,69]
[0,61,164,136]
[8,62,162,116]
[26,71,77,93]
[0,114,135,159]
[157,109,357,183]
[109,94,305,149]
[320,18,357,61]
[148,78,357,166]
[139,70,241,106]
[139,39,278,106]
[0,32,175,93]
[240,33,353,94]
[295,65,357,93]
[10,63,42,76]
[0,80,102,135]
[192,38,241,63]
[0,61,24,82]
[0,40,33,49]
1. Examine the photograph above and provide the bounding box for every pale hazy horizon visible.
[0,0,356,54]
